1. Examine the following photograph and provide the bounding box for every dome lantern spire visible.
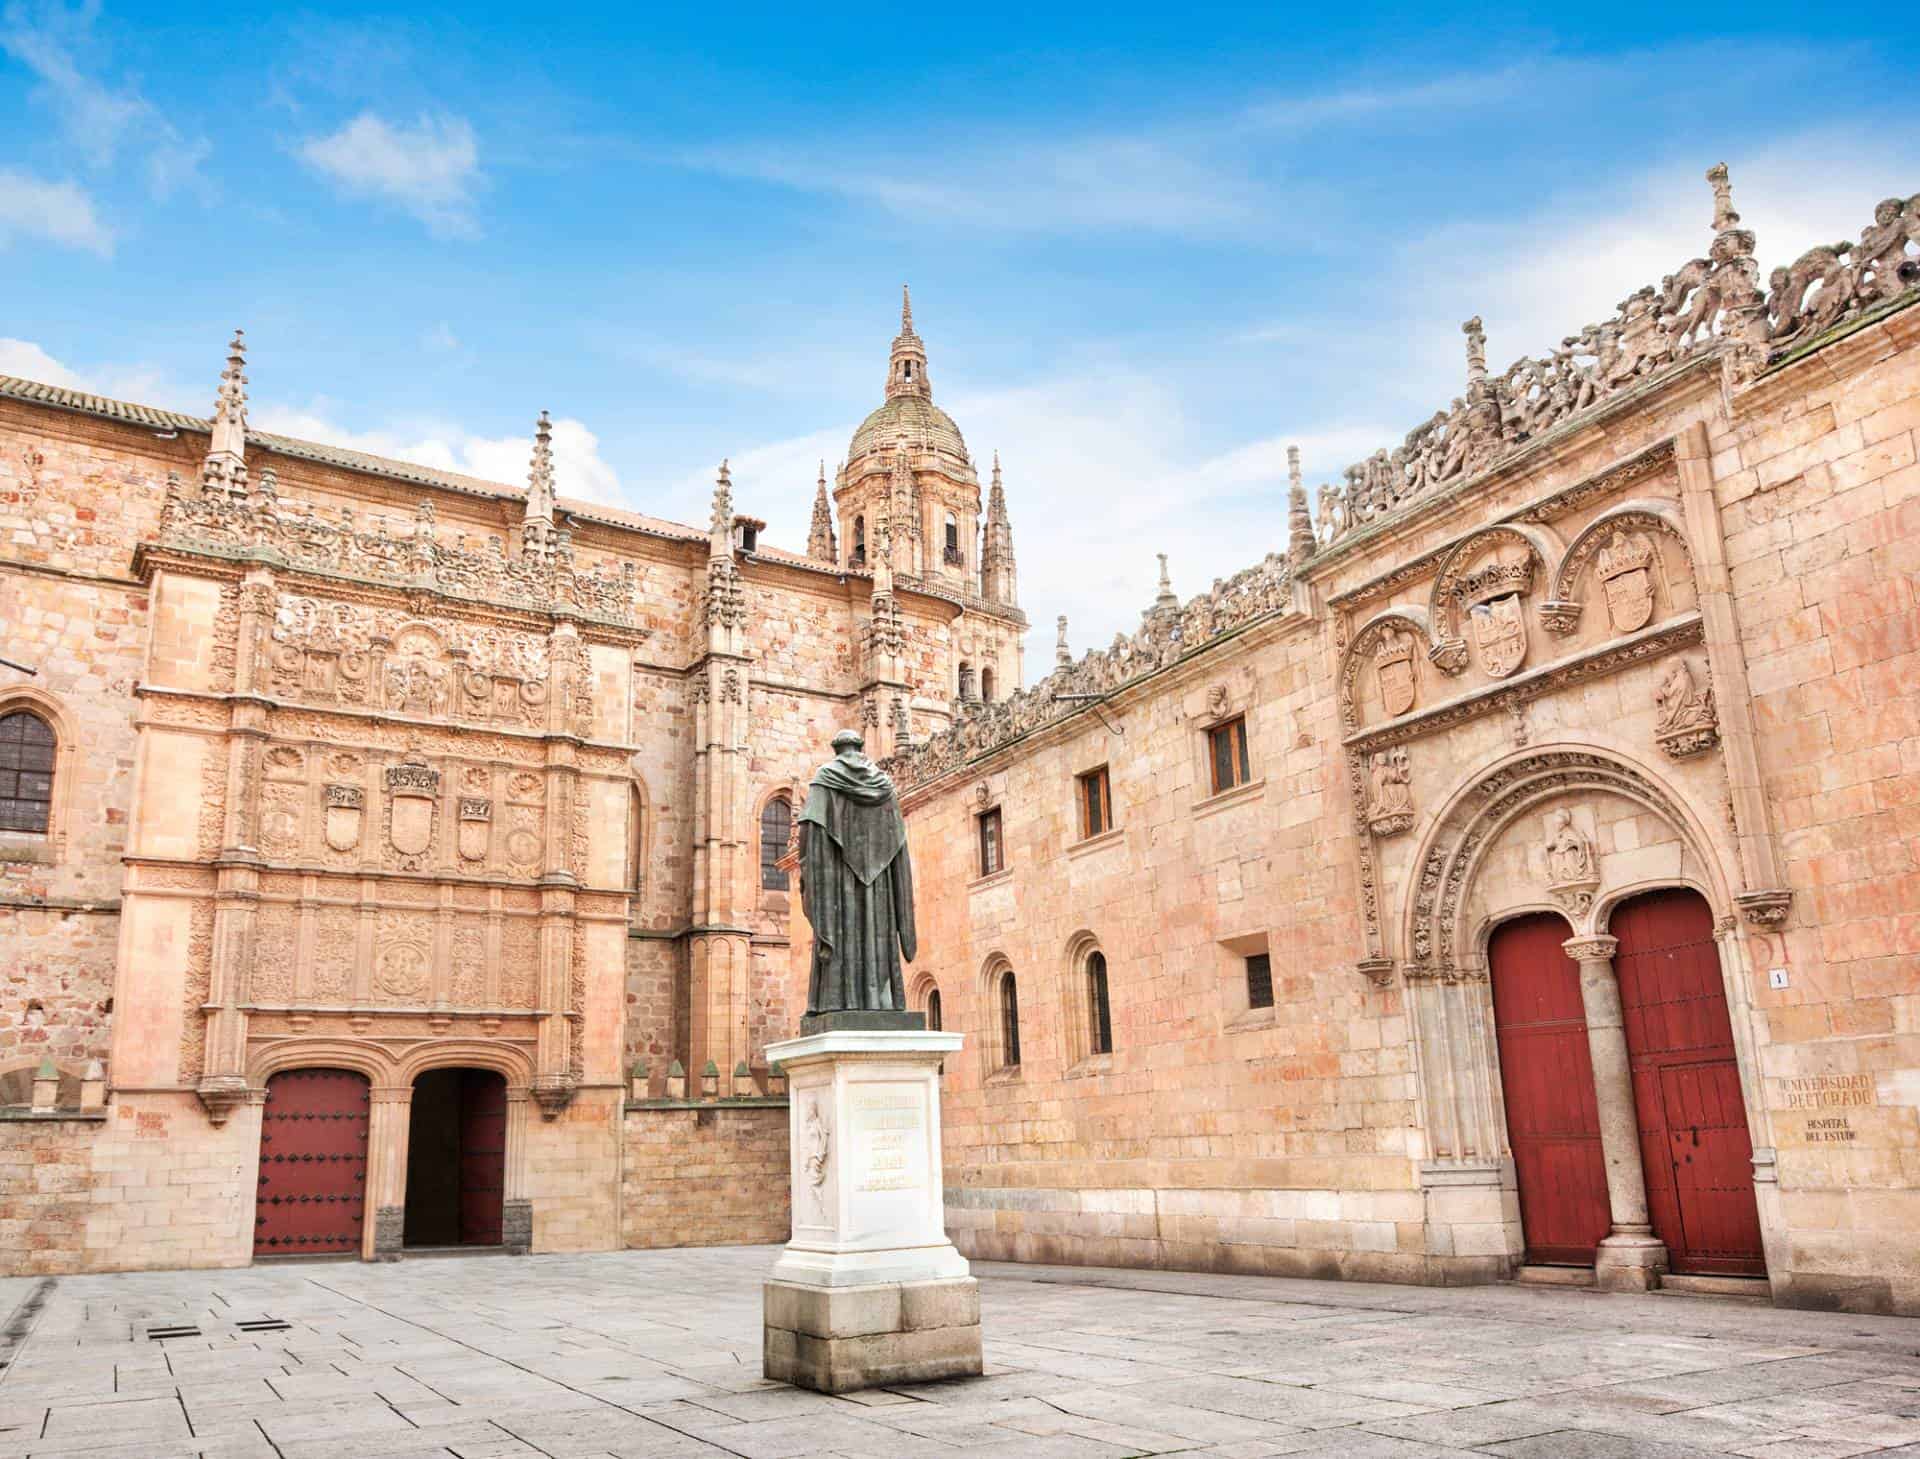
[886,283,932,402]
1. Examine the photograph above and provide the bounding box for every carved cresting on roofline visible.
[144,469,643,629]
[1310,168,1919,550]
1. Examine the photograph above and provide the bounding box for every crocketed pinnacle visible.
[710,460,733,548]
[1287,443,1315,562]
[885,284,931,402]
[807,460,838,563]
[526,410,556,522]
[202,328,250,492]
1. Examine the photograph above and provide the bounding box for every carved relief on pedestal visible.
[1653,656,1719,758]
[1542,806,1601,918]
[1367,747,1415,837]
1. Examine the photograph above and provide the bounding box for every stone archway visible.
[1397,743,1774,1290]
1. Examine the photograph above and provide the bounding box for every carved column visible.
[366,1085,413,1261]
[1564,934,1668,1290]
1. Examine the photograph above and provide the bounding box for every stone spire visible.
[807,460,838,562]
[885,284,932,402]
[1055,614,1071,668]
[1287,443,1316,562]
[202,329,249,495]
[522,410,558,559]
[981,450,1017,605]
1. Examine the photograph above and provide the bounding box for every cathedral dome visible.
[847,395,971,470]
[843,286,976,482]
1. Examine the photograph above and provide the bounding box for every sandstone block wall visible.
[622,1103,790,1249]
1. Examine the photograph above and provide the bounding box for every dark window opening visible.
[852,515,866,566]
[0,709,55,834]
[977,807,1003,877]
[760,796,792,891]
[739,523,757,552]
[926,988,942,1031]
[1079,766,1112,839]
[903,361,913,379]
[980,667,996,703]
[1000,971,1021,1068]
[1087,951,1112,1055]
[1246,952,1274,1010]
[1209,715,1251,795]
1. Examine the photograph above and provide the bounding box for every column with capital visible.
[1564,934,1668,1290]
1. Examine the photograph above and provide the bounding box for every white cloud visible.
[0,336,85,385]
[0,169,112,254]
[251,402,621,504]
[0,1,210,197]
[298,112,481,237]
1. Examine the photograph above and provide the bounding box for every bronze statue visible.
[798,730,917,1015]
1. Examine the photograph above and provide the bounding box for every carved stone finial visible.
[807,460,838,563]
[521,410,557,564]
[710,459,733,542]
[202,327,250,495]
[1707,162,1739,233]
[886,285,931,401]
[1055,614,1071,668]
[1462,316,1488,385]
[1286,444,1316,564]
[1154,552,1176,610]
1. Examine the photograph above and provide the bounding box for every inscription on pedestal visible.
[853,1087,925,1196]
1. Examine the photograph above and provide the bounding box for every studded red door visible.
[457,1069,506,1245]
[255,1068,369,1256]
[1490,913,1613,1266]
[1611,889,1765,1277]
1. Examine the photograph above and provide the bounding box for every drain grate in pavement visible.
[146,1325,202,1341]
[234,1319,292,1333]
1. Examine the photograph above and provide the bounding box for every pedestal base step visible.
[764,1277,982,1393]
[1514,1264,1597,1288]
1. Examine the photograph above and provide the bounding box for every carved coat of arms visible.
[386,760,440,857]
[1470,593,1528,679]
[323,783,364,852]
[458,797,492,862]
[1596,527,1657,634]
[1374,627,1417,717]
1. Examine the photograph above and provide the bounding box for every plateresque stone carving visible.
[1543,807,1601,918]
[1653,656,1719,758]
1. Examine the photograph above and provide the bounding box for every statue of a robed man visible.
[798,729,916,1015]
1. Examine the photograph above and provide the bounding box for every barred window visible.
[0,711,54,835]
[760,796,792,891]
[1087,951,1113,1055]
[1246,952,1274,1010]
[999,971,1021,1068]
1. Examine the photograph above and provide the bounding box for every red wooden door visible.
[1490,913,1612,1265]
[458,1070,506,1245]
[1612,889,1765,1276]
[255,1068,369,1256]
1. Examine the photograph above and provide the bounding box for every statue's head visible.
[831,729,865,756]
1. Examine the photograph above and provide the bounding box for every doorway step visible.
[1653,1274,1771,1302]
[1512,1266,1597,1288]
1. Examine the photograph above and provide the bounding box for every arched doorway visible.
[1488,913,1611,1265]
[404,1068,506,1248]
[255,1068,369,1256]
[1610,888,1765,1276]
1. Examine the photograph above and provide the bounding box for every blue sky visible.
[4,2,1917,670]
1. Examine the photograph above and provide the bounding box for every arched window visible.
[925,987,942,1031]
[957,661,974,701]
[999,970,1021,1069]
[760,795,792,892]
[0,710,55,835]
[943,512,961,565]
[903,361,914,381]
[980,667,996,703]
[852,515,866,566]
[1086,951,1113,1055]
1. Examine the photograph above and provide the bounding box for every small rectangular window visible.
[1245,952,1273,1010]
[1078,766,1112,839]
[978,807,1003,877]
[1209,715,1251,795]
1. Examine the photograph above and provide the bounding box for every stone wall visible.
[622,1103,790,1249]
[0,1115,104,1274]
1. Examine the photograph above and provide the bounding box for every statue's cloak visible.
[799,753,916,1013]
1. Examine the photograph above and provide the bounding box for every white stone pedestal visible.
[763,1028,982,1392]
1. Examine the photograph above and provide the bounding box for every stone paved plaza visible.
[2,1250,1919,1459]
